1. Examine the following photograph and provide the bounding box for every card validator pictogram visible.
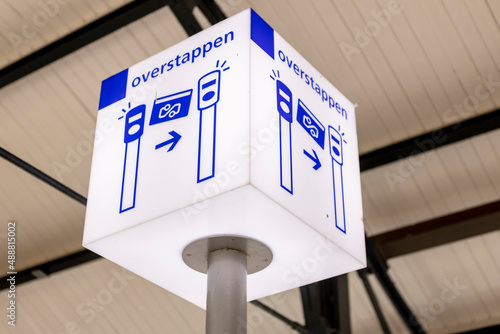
[120,104,146,213]
[329,125,346,233]
[197,69,221,183]
[273,71,294,194]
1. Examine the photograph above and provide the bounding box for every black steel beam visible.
[250,300,310,334]
[0,249,100,290]
[459,324,500,333]
[300,275,351,334]
[357,269,391,334]
[164,0,226,36]
[0,0,168,89]
[372,199,500,260]
[164,0,202,36]
[365,236,426,334]
[0,146,87,205]
[195,0,227,24]
[359,108,500,171]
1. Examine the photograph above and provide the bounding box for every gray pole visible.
[183,237,272,334]
[206,249,247,334]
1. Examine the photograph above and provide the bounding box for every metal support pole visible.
[206,249,247,334]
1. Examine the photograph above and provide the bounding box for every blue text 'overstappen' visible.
[277,50,348,120]
[131,31,235,88]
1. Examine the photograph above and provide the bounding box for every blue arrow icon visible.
[304,149,321,170]
[155,131,181,152]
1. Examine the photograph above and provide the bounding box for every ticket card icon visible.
[297,99,325,149]
[149,89,193,126]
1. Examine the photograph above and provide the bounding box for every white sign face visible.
[84,9,365,309]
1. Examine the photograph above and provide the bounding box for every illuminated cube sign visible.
[84,9,365,309]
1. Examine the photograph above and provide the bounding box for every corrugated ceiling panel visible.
[0,66,95,196]
[376,0,452,129]
[257,288,305,333]
[0,160,85,272]
[444,0,500,108]
[313,0,406,153]
[353,0,444,132]
[362,128,500,236]
[466,1,500,70]
[365,273,410,333]
[0,0,134,69]
[389,231,500,333]
[401,0,472,122]
[349,272,383,333]
[293,0,398,152]
[487,0,500,31]
[420,0,497,115]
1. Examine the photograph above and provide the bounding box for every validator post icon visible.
[197,68,221,183]
[276,77,293,194]
[329,125,346,233]
[120,104,146,213]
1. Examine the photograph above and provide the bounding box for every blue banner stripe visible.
[250,9,274,59]
[98,68,128,110]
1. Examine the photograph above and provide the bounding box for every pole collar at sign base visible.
[182,236,273,274]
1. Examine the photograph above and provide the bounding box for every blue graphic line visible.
[303,149,321,170]
[276,79,293,194]
[251,9,275,59]
[155,131,181,152]
[202,79,217,89]
[197,106,217,183]
[331,163,346,233]
[329,126,346,233]
[120,104,146,213]
[279,117,293,194]
[99,68,128,110]
[197,69,221,183]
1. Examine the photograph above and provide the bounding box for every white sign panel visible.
[84,9,365,309]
